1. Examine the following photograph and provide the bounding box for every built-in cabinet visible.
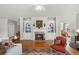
[20,17,56,40]
[23,18,32,33]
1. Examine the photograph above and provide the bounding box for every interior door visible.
[8,22,15,37]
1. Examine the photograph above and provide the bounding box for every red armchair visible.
[50,35,67,53]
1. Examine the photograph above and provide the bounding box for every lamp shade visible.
[14,36,18,39]
[75,29,79,33]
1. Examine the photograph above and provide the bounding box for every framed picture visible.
[36,20,43,29]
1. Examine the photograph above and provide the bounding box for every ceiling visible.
[0,4,79,20]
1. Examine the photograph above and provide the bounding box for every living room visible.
[0,4,79,55]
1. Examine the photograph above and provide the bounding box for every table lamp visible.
[14,36,18,39]
[75,29,79,36]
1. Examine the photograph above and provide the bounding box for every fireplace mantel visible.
[35,32,45,34]
[35,32,45,40]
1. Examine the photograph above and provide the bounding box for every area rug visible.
[22,50,70,55]
[23,52,56,55]
[69,42,76,49]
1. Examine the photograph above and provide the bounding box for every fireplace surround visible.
[35,32,45,40]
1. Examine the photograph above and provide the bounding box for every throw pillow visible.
[2,40,14,49]
[54,39,61,45]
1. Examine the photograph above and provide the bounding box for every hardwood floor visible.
[66,44,79,55]
[20,40,33,52]
[20,40,53,52]
[34,40,49,48]
[20,40,79,55]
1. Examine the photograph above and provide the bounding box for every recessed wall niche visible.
[47,17,56,33]
[23,17,32,33]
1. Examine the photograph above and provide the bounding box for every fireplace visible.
[35,32,45,40]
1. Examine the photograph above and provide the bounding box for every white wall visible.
[76,14,79,29]
[0,18,8,41]
[56,14,76,36]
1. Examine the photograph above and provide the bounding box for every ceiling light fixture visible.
[35,5,46,11]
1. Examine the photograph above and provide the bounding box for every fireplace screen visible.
[35,33,45,40]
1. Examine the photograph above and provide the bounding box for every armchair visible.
[50,35,67,54]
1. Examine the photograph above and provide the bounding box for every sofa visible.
[5,44,22,55]
[0,38,22,55]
